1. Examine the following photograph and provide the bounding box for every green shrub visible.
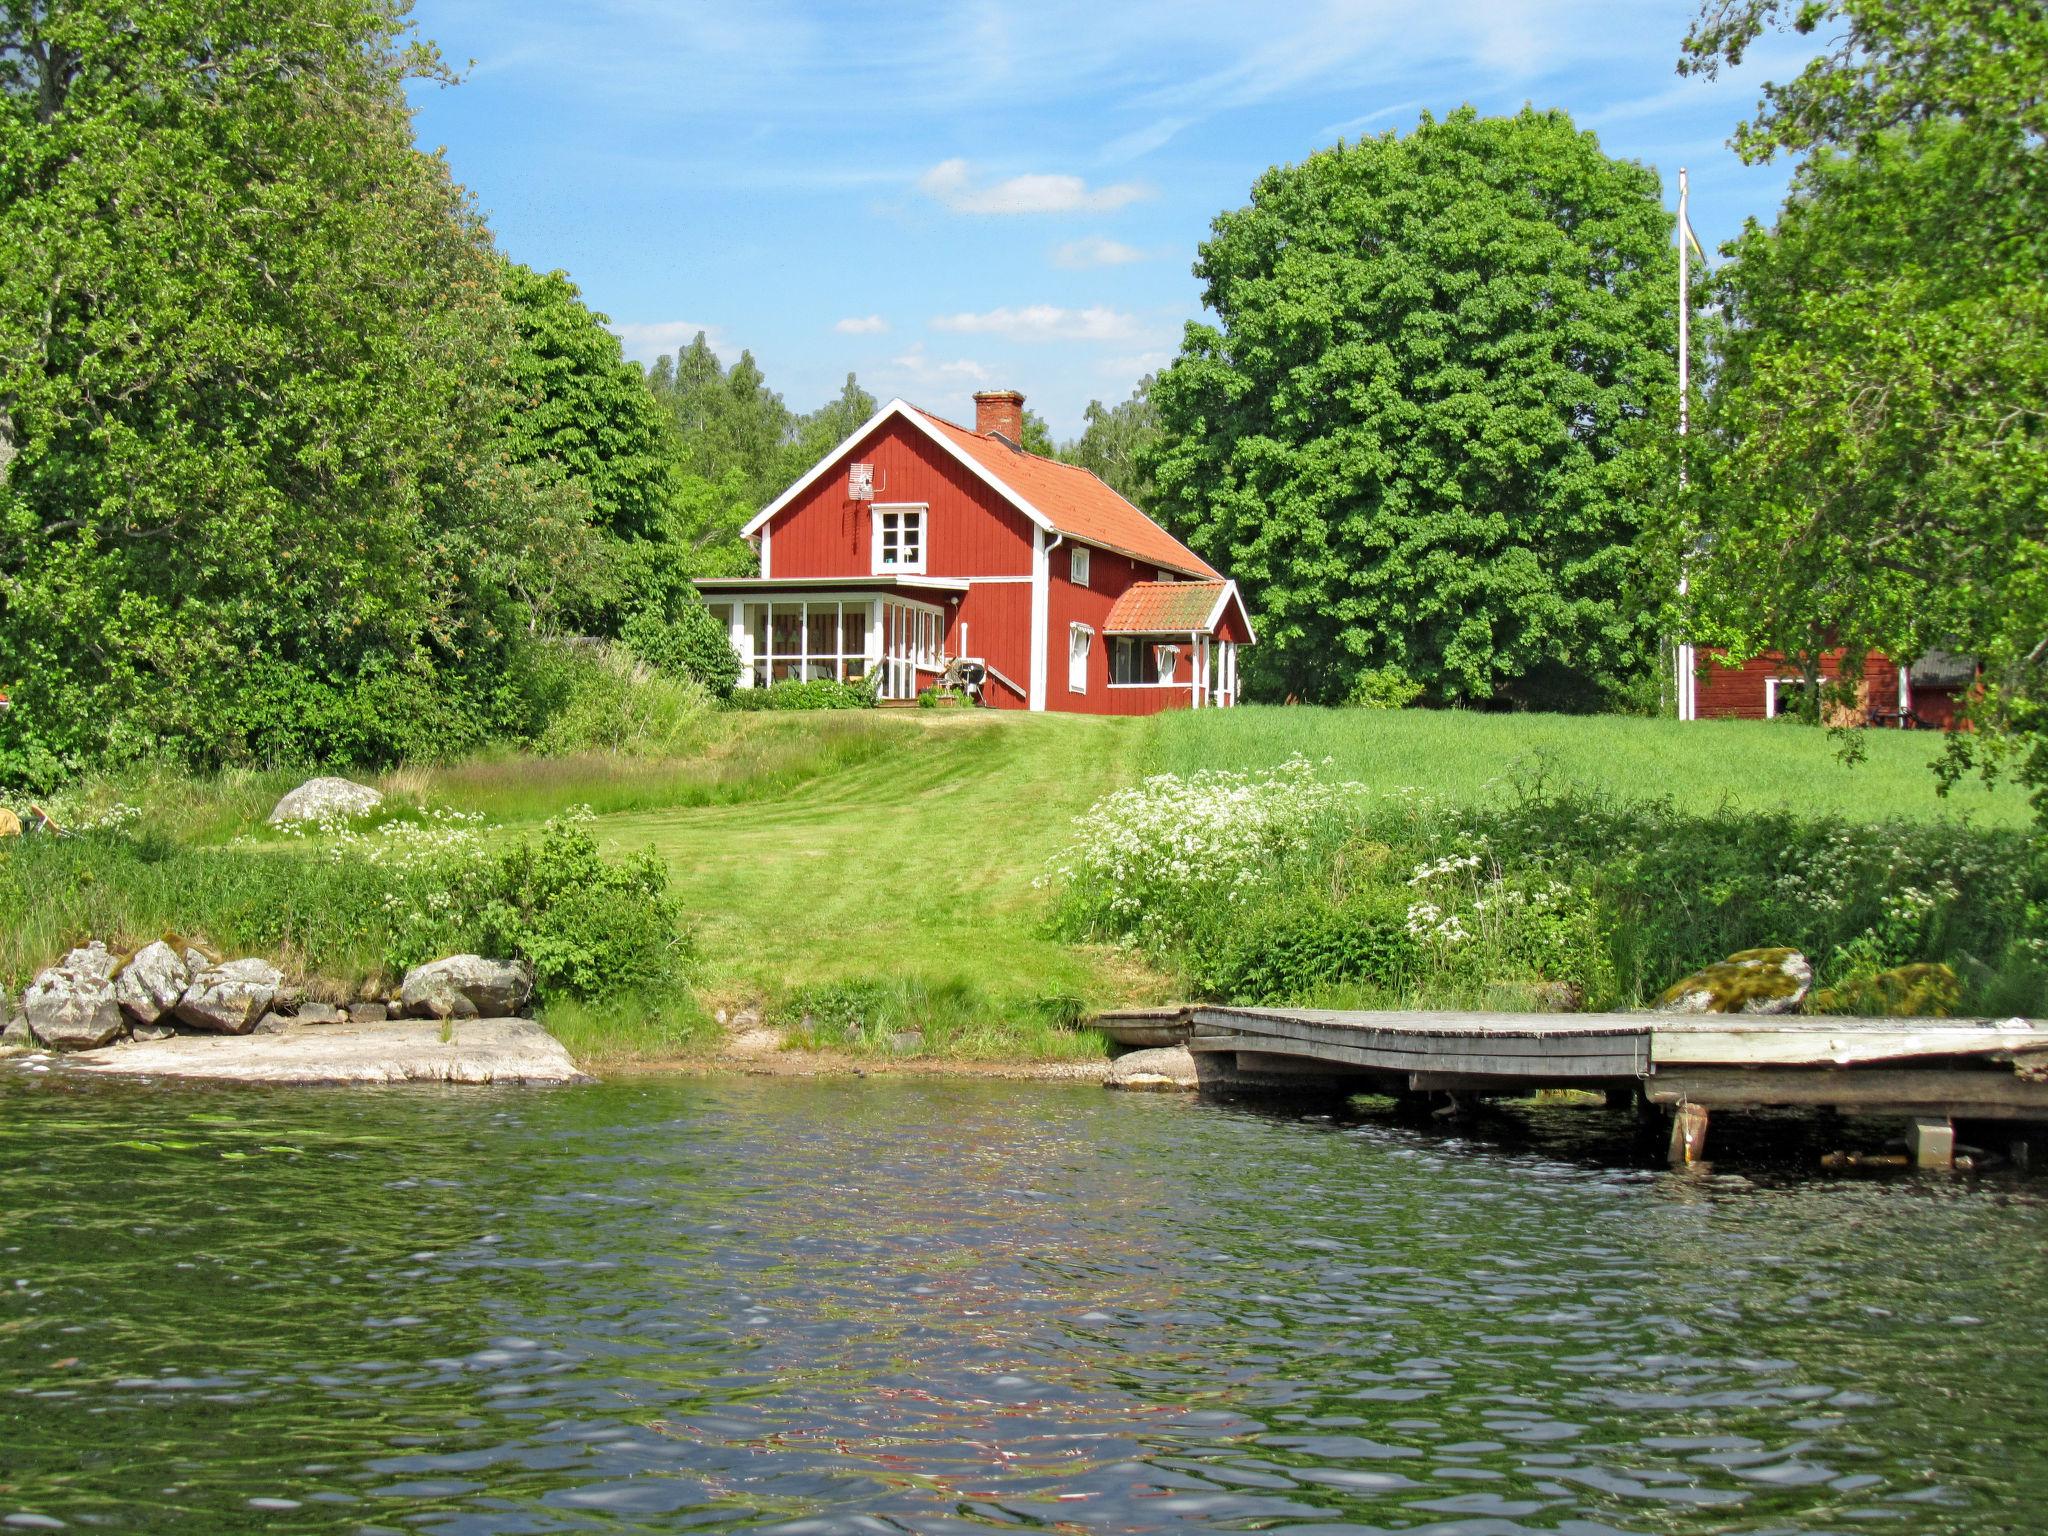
[1045,763,2046,1014]
[527,643,711,756]
[619,600,741,697]
[389,810,689,1002]
[1345,666,1424,710]
[727,674,880,712]
[1189,894,1419,1002]
[773,979,897,1047]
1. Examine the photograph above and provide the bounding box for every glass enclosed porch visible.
[701,593,949,701]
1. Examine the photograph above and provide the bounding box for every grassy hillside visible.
[1148,706,2031,827]
[7,704,2036,1066]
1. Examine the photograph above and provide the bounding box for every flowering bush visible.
[1041,763,2043,1014]
[1040,756,1368,948]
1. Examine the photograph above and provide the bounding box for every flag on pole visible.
[1677,200,1706,261]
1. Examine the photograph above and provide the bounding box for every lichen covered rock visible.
[113,939,190,1025]
[23,944,126,1049]
[1654,948,1812,1015]
[266,776,383,826]
[176,958,284,1034]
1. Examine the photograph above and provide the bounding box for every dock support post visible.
[1906,1116,1955,1169]
[1666,1103,1709,1167]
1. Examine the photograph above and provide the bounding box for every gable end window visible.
[1070,546,1090,587]
[872,505,926,575]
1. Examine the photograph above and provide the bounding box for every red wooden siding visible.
[1693,648,1905,723]
[765,419,1035,581]
[953,581,1033,710]
[1052,542,1201,715]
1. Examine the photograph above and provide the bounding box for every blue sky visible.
[406,0,1819,438]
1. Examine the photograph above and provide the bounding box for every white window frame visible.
[1068,623,1092,695]
[871,503,927,576]
[1070,545,1091,587]
[1765,677,1809,718]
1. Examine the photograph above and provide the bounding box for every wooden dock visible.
[1095,1005,2048,1167]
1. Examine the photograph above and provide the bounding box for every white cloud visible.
[1052,236,1149,269]
[931,304,1141,343]
[1099,115,1193,162]
[834,314,889,334]
[886,343,992,388]
[917,157,1152,215]
[609,320,727,364]
[1101,350,1172,378]
[1316,99,1424,143]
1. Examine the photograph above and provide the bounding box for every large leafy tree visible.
[1678,2,2047,808]
[0,0,523,781]
[498,264,680,544]
[1147,107,1676,706]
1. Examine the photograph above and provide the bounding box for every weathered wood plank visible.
[1189,1029,1642,1080]
[1646,1067,2048,1112]
[1650,1022,2046,1068]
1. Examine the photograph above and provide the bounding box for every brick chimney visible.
[973,389,1026,444]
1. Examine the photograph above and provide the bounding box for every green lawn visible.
[1147,706,2031,827]
[588,711,1162,1025]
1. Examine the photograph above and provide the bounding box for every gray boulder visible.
[113,939,190,1025]
[266,776,382,827]
[2,1002,33,1050]
[129,1019,178,1043]
[295,1002,346,1026]
[23,944,126,1050]
[400,955,534,1020]
[175,958,284,1034]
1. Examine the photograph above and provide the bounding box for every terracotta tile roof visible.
[1103,580,1230,634]
[908,406,1219,578]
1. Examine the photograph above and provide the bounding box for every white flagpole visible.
[1675,166,1697,722]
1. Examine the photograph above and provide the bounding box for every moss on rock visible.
[1654,947,1813,1015]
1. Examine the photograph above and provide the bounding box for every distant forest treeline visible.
[635,328,1163,565]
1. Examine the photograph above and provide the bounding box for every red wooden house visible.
[1676,644,1975,728]
[694,390,1254,712]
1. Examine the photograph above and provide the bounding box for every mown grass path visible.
[590,713,1156,1009]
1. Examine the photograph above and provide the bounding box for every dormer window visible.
[873,504,926,575]
[1070,546,1091,587]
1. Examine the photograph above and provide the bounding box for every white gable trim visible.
[742,398,1056,541]
[1204,580,1257,645]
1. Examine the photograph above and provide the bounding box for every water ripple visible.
[1,1075,2045,1532]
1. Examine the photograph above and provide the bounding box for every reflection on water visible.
[2,1073,2044,1533]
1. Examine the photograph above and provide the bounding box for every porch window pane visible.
[771,606,802,660]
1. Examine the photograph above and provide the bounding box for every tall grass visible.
[1149,706,2033,827]
[0,830,397,993]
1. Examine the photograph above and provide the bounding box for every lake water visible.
[3,1074,2045,1534]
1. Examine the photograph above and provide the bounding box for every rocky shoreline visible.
[3,938,583,1085]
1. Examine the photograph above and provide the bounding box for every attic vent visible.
[848,462,875,501]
